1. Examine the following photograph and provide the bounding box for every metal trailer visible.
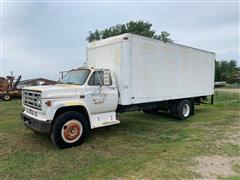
[0,76,22,101]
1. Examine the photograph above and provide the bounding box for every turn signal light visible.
[45,101,51,107]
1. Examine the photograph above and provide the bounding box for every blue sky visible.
[1,1,239,80]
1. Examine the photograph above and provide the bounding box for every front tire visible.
[51,111,89,149]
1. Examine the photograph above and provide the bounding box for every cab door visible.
[85,70,118,114]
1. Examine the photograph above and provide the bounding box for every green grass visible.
[0,91,239,179]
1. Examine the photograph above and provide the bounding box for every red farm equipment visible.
[0,75,22,101]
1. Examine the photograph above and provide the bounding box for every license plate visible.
[29,109,34,115]
[28,109,37,117]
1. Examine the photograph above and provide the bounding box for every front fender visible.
[46,99,90,121]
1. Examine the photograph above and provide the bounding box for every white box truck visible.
[21,33,215,148]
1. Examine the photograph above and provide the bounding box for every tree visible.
[87,20,173,43]
[154,31,172,43]
[86,30,101,42]
[215,60,222,81]
[215,60,239,83]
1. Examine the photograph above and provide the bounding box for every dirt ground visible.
[192,121,240,179]
[193,155,240,179]
[215,88,240,93]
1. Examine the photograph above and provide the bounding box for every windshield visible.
[60,69,90,85]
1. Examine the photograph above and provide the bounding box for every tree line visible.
[87,20,173,43]
[215,60,240,83]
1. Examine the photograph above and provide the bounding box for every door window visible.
[88,71,112,86]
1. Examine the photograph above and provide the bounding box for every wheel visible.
[3,94,11,101]
[175,99,192,120]
[51,111,90,149]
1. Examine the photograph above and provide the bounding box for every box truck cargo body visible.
[21,33,215,148]
[87,33,215,105]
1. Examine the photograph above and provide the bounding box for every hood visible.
[23,84,82,99]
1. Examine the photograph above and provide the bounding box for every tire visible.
[3,94,11,101]
[51,111,90,149]
[175,99,192,120]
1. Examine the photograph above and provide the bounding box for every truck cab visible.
[21,68,120,148]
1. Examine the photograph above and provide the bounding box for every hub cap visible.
[61,120,83,143]
[182,103,190,117]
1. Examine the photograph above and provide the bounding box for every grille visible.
[22,90,42,110]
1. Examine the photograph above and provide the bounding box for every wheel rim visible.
[61,120,83,143]
[182,103,190,117]
[4,95,10,100]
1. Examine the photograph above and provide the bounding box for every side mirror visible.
[103,70,110,86]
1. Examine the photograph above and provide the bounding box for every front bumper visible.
[21,112,52,134]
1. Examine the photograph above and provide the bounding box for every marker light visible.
[45,101,51,107]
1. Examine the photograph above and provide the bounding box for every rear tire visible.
[51,111,90,149]
[175,99,192,120]
[3,94,11,101]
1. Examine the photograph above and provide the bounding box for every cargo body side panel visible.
[130,35,215,104]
